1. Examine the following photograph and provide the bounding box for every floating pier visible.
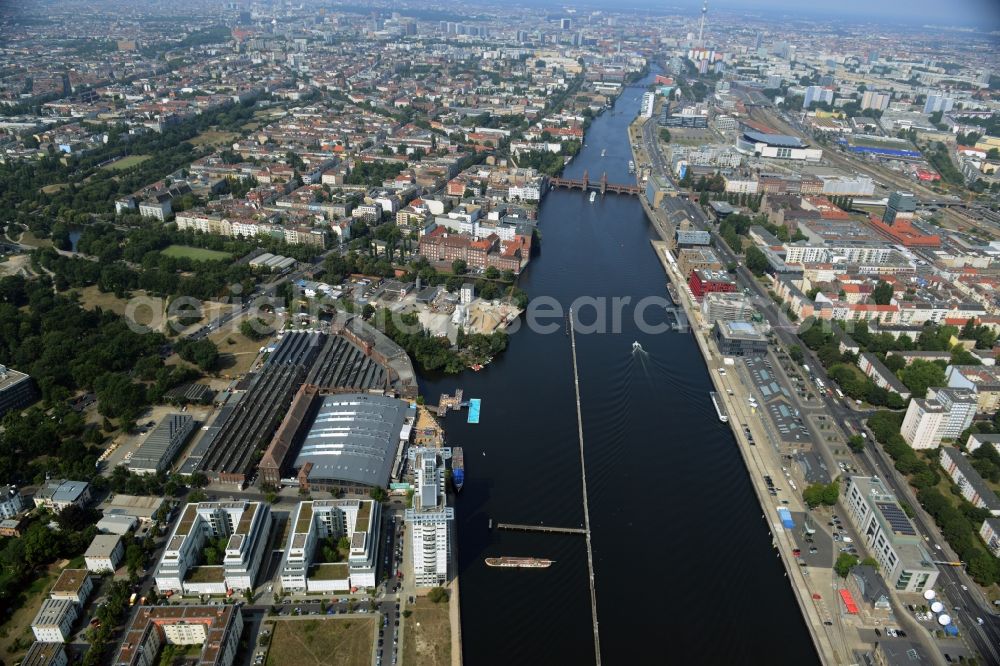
[496,523,587,535]
[569,308,602,666]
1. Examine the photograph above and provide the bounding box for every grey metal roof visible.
[742,130,806,148]
[129,414,194,472]
[295,393,411,488]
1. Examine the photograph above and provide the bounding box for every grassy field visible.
[402,597,451,666]
[0,566,60,659]
[101,154,151,171]
[207,324,268,377]
[265,618,375,666]
[16,230,53,248]
[162,245,232,261]
[189,130,240,147]
[40,183,68,194]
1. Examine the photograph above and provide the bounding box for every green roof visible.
[186,566,225,583]
[311,563,349,581]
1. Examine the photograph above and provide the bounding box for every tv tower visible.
[698,0,708,45]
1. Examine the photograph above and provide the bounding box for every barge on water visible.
[710,391,729,423]
[485,557,554,569]
[452,446,464,492]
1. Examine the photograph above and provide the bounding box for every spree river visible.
[418,70,819,665]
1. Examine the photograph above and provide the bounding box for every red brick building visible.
[689,269,737,299]
[418,227,529,274]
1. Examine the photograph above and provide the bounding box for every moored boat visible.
[452,446,464,492]
[484,557,553,568]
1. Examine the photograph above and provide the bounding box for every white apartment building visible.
[724,178,758,194]
[508,184,541,201]
[923,94,955,114]
[982,518,1000,558]
[783,242,892,266]
[861,91,891,112]
[405,447,453,588]
[279,499,381,593]
[844,477,938,593]
[940,447,1000,516]
[22,642,67,666]
[804,86,834,108]
[31,599,77,642]
[901,387,977,449]
[84,534,124,573]
[641,92,655,118]
[115,606,244,666]
[154,501,272,596]
[48,569,93,606]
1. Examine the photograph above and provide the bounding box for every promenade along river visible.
[418,70,819,665]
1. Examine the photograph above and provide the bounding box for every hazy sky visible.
[599,0,1000,31]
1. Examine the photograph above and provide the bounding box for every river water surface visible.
[418,70,819,665]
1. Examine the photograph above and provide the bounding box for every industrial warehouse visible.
[188,317,417,487]
[260,390,415,493]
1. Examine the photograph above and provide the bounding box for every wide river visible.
[419,69,819,665]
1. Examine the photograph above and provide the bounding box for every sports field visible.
[189,130,241,147]
[101,154,151,171]
[161,245,232,261]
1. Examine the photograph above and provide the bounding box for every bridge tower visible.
[600,172,607,195]
[581,170,588,191]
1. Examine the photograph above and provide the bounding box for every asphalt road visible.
[639,118,1000,663]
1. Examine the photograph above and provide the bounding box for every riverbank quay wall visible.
[630,124,836,665]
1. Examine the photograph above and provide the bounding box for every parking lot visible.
[787,510,836,569]
[744,356,814,445]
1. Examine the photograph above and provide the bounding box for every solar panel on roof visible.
[877,502,916,535]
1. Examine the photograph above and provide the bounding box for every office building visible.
[32,479,91,513]
[676,229,711,246]
[405,447,453,588]
[702,292,755,324]
[21,642,67,666]
[128,415,195,475]
[981,517,1000,557]
[901,387,976,449]
[677,247,722,278]
[31,599,77,642]
[115,605,244,666]
[844,476,938,593]
[923,94,954,115]
[689,269,737,299]
[155,501,272,595]
[0,365,37,418]
[279,499,381,593]
[49,569,93,605]
[803,86,833,108]
[712,321,769,357]
[940,448,1000,516]
[882,191,916,225]
[85,534,124,573]
[560,18,571,30]
[0,485,24,519]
